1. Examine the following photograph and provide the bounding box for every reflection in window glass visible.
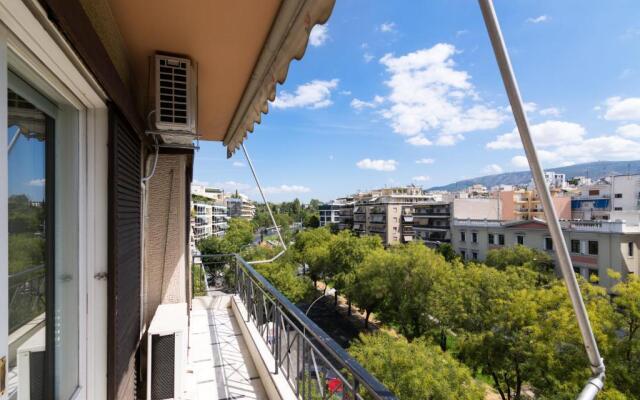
[7,88,49,398]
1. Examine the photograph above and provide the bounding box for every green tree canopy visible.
[350,332,485,400]
[485,244,553,274]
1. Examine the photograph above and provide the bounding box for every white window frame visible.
[0,2,108,399]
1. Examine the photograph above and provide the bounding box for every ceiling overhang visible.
[107,0,335,154]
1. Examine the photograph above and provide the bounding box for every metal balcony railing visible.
[193,254,397,400]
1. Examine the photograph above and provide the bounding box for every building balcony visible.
[190,255,395,400]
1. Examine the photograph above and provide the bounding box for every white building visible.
[226,193,256,219]
[611,174,640,212]
[319,201,342,226]
[530,171,566,189]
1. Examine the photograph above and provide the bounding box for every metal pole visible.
[477,0,605,398]
[241,143,287,250]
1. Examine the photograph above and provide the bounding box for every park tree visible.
[328,231,382,312]
[348,248,392,328]
[350,333,485,400]
[198,217,254,255]
[485,244,553,276]
[254,261,314,303]
[602,272,640,399]
[376,242,451,340]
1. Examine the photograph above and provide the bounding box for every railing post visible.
[274,306,280,374]
[354,377,360,399]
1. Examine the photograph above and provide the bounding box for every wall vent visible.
[154,54,196,132]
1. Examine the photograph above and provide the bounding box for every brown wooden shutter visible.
[108,106,142,400]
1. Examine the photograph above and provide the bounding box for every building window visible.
[615,193,623,198]
[498,234,505,246]
[517,235,524,245]
[629,242,634,257]
[472,232,478,243]
[460,231,466,242]
[588,240,598,255]
[614,207,623,211]
[460,250,466,259]
[544,237,553,251]
[571,240,581,254]
[588,190,599,196]
[488,233,495,245]
[472,251,478,260]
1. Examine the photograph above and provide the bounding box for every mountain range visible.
[428,160,640,192]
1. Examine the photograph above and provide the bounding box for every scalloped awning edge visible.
[223,0,336,157]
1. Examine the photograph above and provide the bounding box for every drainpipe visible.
[478,1,605,398]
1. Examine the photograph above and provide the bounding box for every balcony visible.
[191,255,396,400]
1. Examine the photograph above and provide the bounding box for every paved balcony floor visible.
[185,293,268,400]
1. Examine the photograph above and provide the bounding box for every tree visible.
[254,262,314,303]
[376,242,451,340]
[350,333,484,400]
[328,231,382,312]
[485,244,553,273]
[303,213,319,228]
[436,243,459,262]
[197,218,254,255]
[348,248,390,328]
[606,272,640,398]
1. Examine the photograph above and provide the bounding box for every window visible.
[488,233,495,244]
[588,269,599,282]
[544,237,553,251]
[460,250,466,259]
[588,240,598,255]
[571,239,581,254]
[498,234,505,246]
[614,207,623,211]
[517,235,524,245]
[588,189,600,196]
[472,232,478,243]
[472,251,478,260]
[615,193,623,198]
[629,242,634,257]
[460,231,466,242]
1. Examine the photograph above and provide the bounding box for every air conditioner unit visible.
[147,303,188,400]
[16,327,45,400]
[154,54,197,133]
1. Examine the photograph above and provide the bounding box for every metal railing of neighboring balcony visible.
[193,253,397,400]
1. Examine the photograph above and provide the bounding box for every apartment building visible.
[499,189,571,221]
[191,201,229,243]
[406,202,452,246]
[530,171,567,189]
[571,174,640,220]
[336,197,356,230]
[451,217,640,289]
[319,201,342,227]
[350,186,435,245]
[226,194,256,219]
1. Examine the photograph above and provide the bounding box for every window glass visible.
[460,231,466,242]
[488,233,494,244]
[472,232,477,243]
[517,235,524,245]
[588,240,599,255]
[498,234,505,246]
[545,237,553,251]
[6,71,79,399]
[629,242,634,257]
[571,240,581,254]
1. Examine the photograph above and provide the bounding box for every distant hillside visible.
[428,160,640,192]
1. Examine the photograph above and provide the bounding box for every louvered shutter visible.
[108,106,142,400]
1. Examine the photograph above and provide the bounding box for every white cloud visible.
[511,156,529,169]
[494,120,640,166]
[339,90,352,96]
[412,175,430,182]
[27,178,45,187]
[262,185,311,194]
[272,79,339,109]
[350,95,384,110]
[487,120,586,149]
[214,181,252,192]
[527,15,549,24]
[482,164,503,174]
[380,22,396,32]
[539,107,562,116]
[309,25,329,47]
[416,158,435,164]
[356,158,398,171]
[616,123,640,138]
[363,53,374,63]
[232,161,245,167]
[406,135,432,146]
[456,30,469,37]
[603,97,640,121]
[380,43,506,146]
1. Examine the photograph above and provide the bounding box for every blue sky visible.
[194,0,640,202]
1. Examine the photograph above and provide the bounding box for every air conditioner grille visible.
[157,58,190,126]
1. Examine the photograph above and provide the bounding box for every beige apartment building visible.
[350,186,435,245]
[499,189,571,221]
[451,217,640,289]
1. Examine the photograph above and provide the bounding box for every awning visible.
[223,0,336,156]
